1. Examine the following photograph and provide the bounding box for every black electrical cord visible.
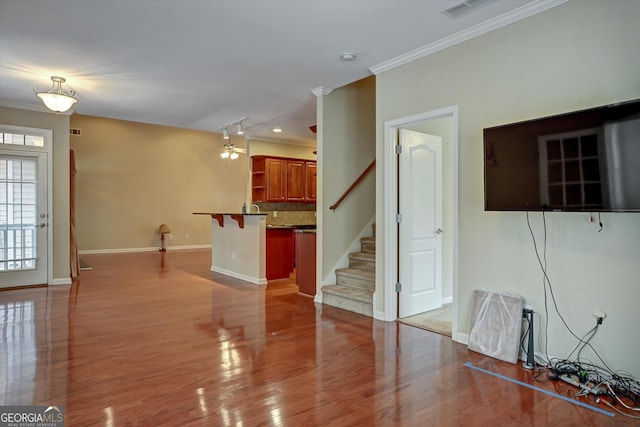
[526,211,615,372]
[526,211,579,361]
[520,316,531,356]
[525,211,640,409]
[598,212,603,232]
[565,322,598,362]
[576,323,599,364]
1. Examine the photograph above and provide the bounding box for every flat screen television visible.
[483,98,640,212]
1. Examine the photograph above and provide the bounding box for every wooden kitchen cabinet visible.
[252,156,286,202]
[252,156,316,203]
[266,228,294,280]
[295,230,316,296]
[305,162,317,202]
[286,160,306,202]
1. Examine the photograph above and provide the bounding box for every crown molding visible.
[370,0,570,75]
[311,87,334,97]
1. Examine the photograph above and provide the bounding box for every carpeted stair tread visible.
[322,285,373,304]
[335,267,374,280]
[348,252,375,262]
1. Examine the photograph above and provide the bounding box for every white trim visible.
[314,92,325,305]
[373,309,386,321]
[383,106,460,342]
[442,296,453,305]
[78,244,211,255]
[0,124,53,286]
[311,87,334,96]
[456,332,469,345]
[52,278,72,286]
[313,292,323,305]
[370,0,569,75]
[210,265,267,286]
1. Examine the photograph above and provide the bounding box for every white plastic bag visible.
[468,290,524,364]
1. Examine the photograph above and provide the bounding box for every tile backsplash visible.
[264,210,316,226]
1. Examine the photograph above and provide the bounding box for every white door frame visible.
[0,125,53,286]
[383,106,459,341]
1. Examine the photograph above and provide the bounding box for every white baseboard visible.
[373,310,386,321]
[442,296,452,305]
[210,266,267,286]
[52,278,72,285]
[455,332,469,345]
[79,245,211,255]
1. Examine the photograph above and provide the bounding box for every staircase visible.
[322,225,375,317]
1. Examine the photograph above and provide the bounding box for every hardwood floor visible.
[0,249,635,426]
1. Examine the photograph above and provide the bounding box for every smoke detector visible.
[340,52,356,61]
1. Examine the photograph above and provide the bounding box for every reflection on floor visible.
[399,303,452,336]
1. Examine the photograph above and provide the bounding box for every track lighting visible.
[221,117,248,138]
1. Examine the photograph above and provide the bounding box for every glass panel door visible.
[0,152,47,287]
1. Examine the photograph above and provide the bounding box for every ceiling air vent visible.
[69,128,82,136]
[442,0,496,19]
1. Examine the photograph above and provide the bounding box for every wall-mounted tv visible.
[483,98,640,212]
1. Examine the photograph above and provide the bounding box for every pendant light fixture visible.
[35,76,77,113]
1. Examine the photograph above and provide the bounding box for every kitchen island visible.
[193,213,268,285]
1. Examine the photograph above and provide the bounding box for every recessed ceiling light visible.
[272,127,282,133]
[340,52,356,61]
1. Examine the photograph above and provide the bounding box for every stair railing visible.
[329,159,376,211]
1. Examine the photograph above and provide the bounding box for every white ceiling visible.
[0,0,559,146]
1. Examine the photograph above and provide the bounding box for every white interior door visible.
[0,150,49,287]
[399,129,442,318]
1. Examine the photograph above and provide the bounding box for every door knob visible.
[435,228,443,234]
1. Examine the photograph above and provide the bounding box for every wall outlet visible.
[593,309,606,324]
[273,211,277,218]
[168,234,173,241]
[185,233,190,239]
[232,251,236,260]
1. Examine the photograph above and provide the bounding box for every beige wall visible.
[1,106,70,283]
[70,115,247,251]
[376,0,640,376]
[248,139,316,160]
[321,76,376,277]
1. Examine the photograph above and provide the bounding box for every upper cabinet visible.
[305,162,317,202]
[286,159,306,202]
[252,156,316,203]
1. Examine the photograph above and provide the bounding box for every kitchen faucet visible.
[251,204,260,214]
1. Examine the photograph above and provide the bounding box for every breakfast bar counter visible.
[193,213,268,285]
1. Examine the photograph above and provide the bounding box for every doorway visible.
[383,106,459,341]
[0,126,52,288]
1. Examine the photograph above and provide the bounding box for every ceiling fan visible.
[220,138,247,160]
